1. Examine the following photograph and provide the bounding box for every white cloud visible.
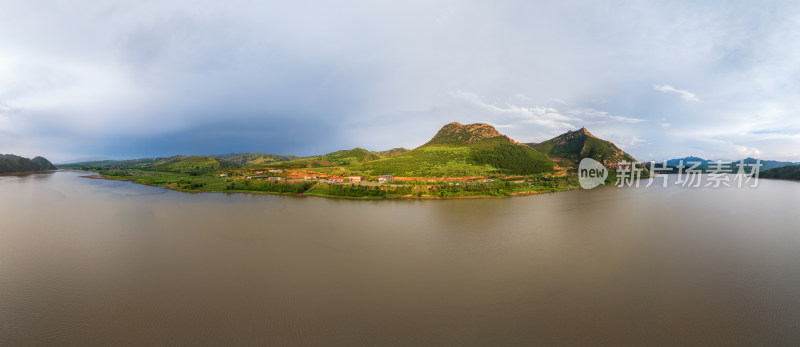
[660,123,672,128]
[449,90,577,129]
[446,91,663,150]
[449,91,650,131]
[653,84,700,102]
[617,136,649,149]
[567,108,647,123]
[735,145,762,158]
[692,137,763,159]
[488,123,515,129]
[0,101,13,113]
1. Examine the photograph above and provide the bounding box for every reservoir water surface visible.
[2,171,800,345]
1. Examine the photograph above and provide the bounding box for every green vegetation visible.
[211,153,298,166]
[60,149,405,172]
[90,166,578,199]
[470,138,555,174]
[305,183,411,198]
[761,164,800,180]
[99,170,230,191]
[0,154,57,173]
[358,146,492,176]
[304,176,578,199]
[274,147,408,169]
[59,155,236,175]
[526,128,637,169]
[53,121,800,199]
[422,122,505,146]
[438,179,577,197]
[152,156,236,174]
[60,157,169,170]
[61,122,626,199]
[360,136,554,177]
[227,180,315,194]
[58,153,296,170]
[373,147,409,158]
[525,127,645,183]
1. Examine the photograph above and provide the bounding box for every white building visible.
[378,175,393,183]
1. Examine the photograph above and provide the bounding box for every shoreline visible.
[0,170,58,176]
[78,171,579,200]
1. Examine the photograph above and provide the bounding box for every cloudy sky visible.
[2,0,800,163]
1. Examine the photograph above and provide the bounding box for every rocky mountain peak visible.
[424,122,510,146]
[555,127,596,145]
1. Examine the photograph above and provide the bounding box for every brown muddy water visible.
[2,171,800,345]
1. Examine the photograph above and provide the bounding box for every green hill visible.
[0,154,57,173]
[60,155,235,174]
[150,155,236,173]
[323,148,380,163]
[210,153,298,166]
[761,164,800,180]
[275,147,408,168]
[357,122,555,177]
[526,127,638,169]
[374,147,409,158]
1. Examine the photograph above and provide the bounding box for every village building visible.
[378,175,393,183]
[348,176,362,183]
[329,177,344,184]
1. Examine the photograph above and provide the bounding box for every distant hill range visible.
[0,154,57,173]
[60,155,237,174]
[659,156,799,172]
[211,153,299,166]
[273,147,409,168]
[59,122,647,178]
[62,153,305,170]
[525,127,639,170]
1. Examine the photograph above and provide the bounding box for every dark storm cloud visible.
[98,118,335,158]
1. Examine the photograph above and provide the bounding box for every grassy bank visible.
[87,169,580,199]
